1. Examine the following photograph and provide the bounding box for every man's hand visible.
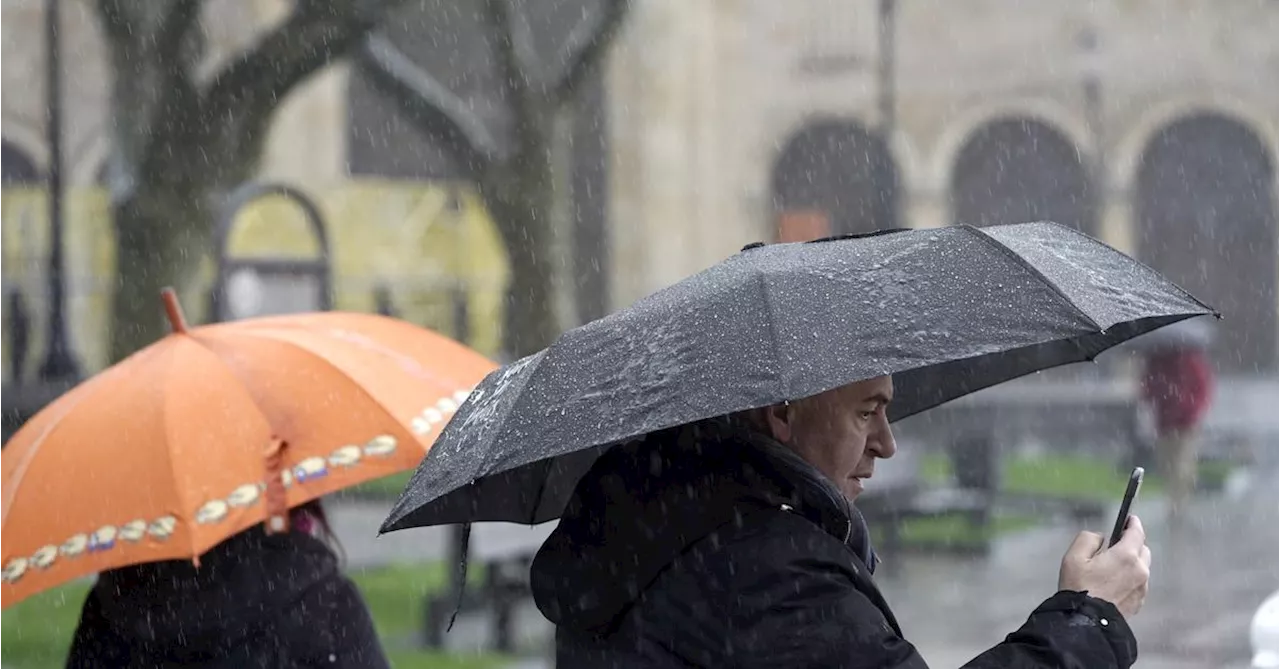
[1057,515,1152,618]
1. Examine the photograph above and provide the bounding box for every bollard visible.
[1249,593,1280,665]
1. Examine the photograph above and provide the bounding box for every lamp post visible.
[37,0,81,383]
[1079,27,1106,234]
[877,0,896,140]
[876,0,898,230]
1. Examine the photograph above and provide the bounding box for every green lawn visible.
[883,452,1239,552]
[919,452,1162,502]
[880,452,1188,552]
[1,562,505,669]
[920,451,1235,501]
[342,471,416,501]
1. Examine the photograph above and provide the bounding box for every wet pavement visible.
[875,466,1278,668]
[331,466,1278,668]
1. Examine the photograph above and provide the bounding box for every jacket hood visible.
[529,418,876,634]
[91,526,338,653]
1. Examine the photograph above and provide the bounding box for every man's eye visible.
[859,411,876,420]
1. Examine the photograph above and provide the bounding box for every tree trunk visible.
[108,187,212,362]
[485,186,561,360]
[480,105,582,360]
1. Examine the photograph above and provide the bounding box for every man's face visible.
[764,376,897,500]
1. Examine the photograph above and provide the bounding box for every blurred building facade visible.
[605,0,1278,374]
[3,0,1277,375]
[1,0,511,383]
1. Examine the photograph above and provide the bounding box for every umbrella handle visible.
[161,287,189,334]
[263,438,290,534]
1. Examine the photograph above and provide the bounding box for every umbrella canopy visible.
[382,222,1215,533]
[0,290,495,608]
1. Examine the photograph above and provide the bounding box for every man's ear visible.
[763,402,794,444]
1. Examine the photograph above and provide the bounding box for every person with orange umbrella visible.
[1,288,497,665]
[65,499,385,668]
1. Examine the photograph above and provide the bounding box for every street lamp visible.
[876,0,898,230]
[37,0,81,383]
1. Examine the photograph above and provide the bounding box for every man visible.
[530,376,1150,668]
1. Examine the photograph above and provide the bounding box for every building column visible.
[1096,190,1135,256]
[903,190,948,229]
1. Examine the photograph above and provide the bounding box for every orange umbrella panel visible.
[1,293,495,608]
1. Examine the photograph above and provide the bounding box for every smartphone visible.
[1108,467,1144,548]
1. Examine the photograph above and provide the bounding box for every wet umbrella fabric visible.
[383,221,1215,533]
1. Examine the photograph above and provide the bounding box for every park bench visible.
[424,522,555,654]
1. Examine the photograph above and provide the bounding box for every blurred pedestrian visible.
[65,499,390,669]
[1139,341,1216,517]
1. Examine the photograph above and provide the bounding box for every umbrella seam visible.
[527,458,552,525]
[183,330,434,540]
[755,267,789,400]
[966,225,1103,332]
[466,352,549,527]
[158,342,206,563]
[189,331,430,457]
[385,351,548,533]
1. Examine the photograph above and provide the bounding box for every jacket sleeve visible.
[647,521,1137,669]
[960,590,1138,668]
[285,574,392,669]
[65,590,131,669]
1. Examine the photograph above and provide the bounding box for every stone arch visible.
[2,140,43,184]
[770,119,900,239]
[930,99,1093,195]
[1135,112,1277,373]
[1114,97,1277,193]
[0,119,48,178]
[950,116,1094,233]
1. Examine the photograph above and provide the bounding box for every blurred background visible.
[1,1,1276,668]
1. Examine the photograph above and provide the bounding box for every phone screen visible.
[1108,467,1144,548]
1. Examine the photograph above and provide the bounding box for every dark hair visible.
[292,498,346,562]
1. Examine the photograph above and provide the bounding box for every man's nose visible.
[870,417,896,459]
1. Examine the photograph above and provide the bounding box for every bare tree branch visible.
[356,32,500,178]
[504,0,547,89]
[94,0,133,44]
[156,0,203,64]
[552,0,630,100]
[482,0,536,118]
[201,0,402,145]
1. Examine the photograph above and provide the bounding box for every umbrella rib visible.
[188,331,429,457]
[156,343,219,563]
[754,268,790,400]
[966,226,1103,332]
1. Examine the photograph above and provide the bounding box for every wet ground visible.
[333,465,1278,668]
[876,466,1278,668]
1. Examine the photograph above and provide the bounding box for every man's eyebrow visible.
[865,392,893,405]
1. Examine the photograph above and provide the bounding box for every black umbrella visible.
[382,221,1214,533]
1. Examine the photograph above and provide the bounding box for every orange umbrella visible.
[0,289,496,608]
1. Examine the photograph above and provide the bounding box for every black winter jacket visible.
[530,420,1139,668]
[65,526,389,669]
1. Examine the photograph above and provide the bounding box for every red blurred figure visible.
[1139,345,1216,515]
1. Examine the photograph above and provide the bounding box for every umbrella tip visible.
[161,287,188,334]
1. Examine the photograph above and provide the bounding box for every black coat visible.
[529,420,1139,668]
[66,526,389,669]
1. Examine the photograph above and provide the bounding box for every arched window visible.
[951,118,1093,233]
[1136,113,1277,373]
[1,141,42,185]
[772,120,899,240]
